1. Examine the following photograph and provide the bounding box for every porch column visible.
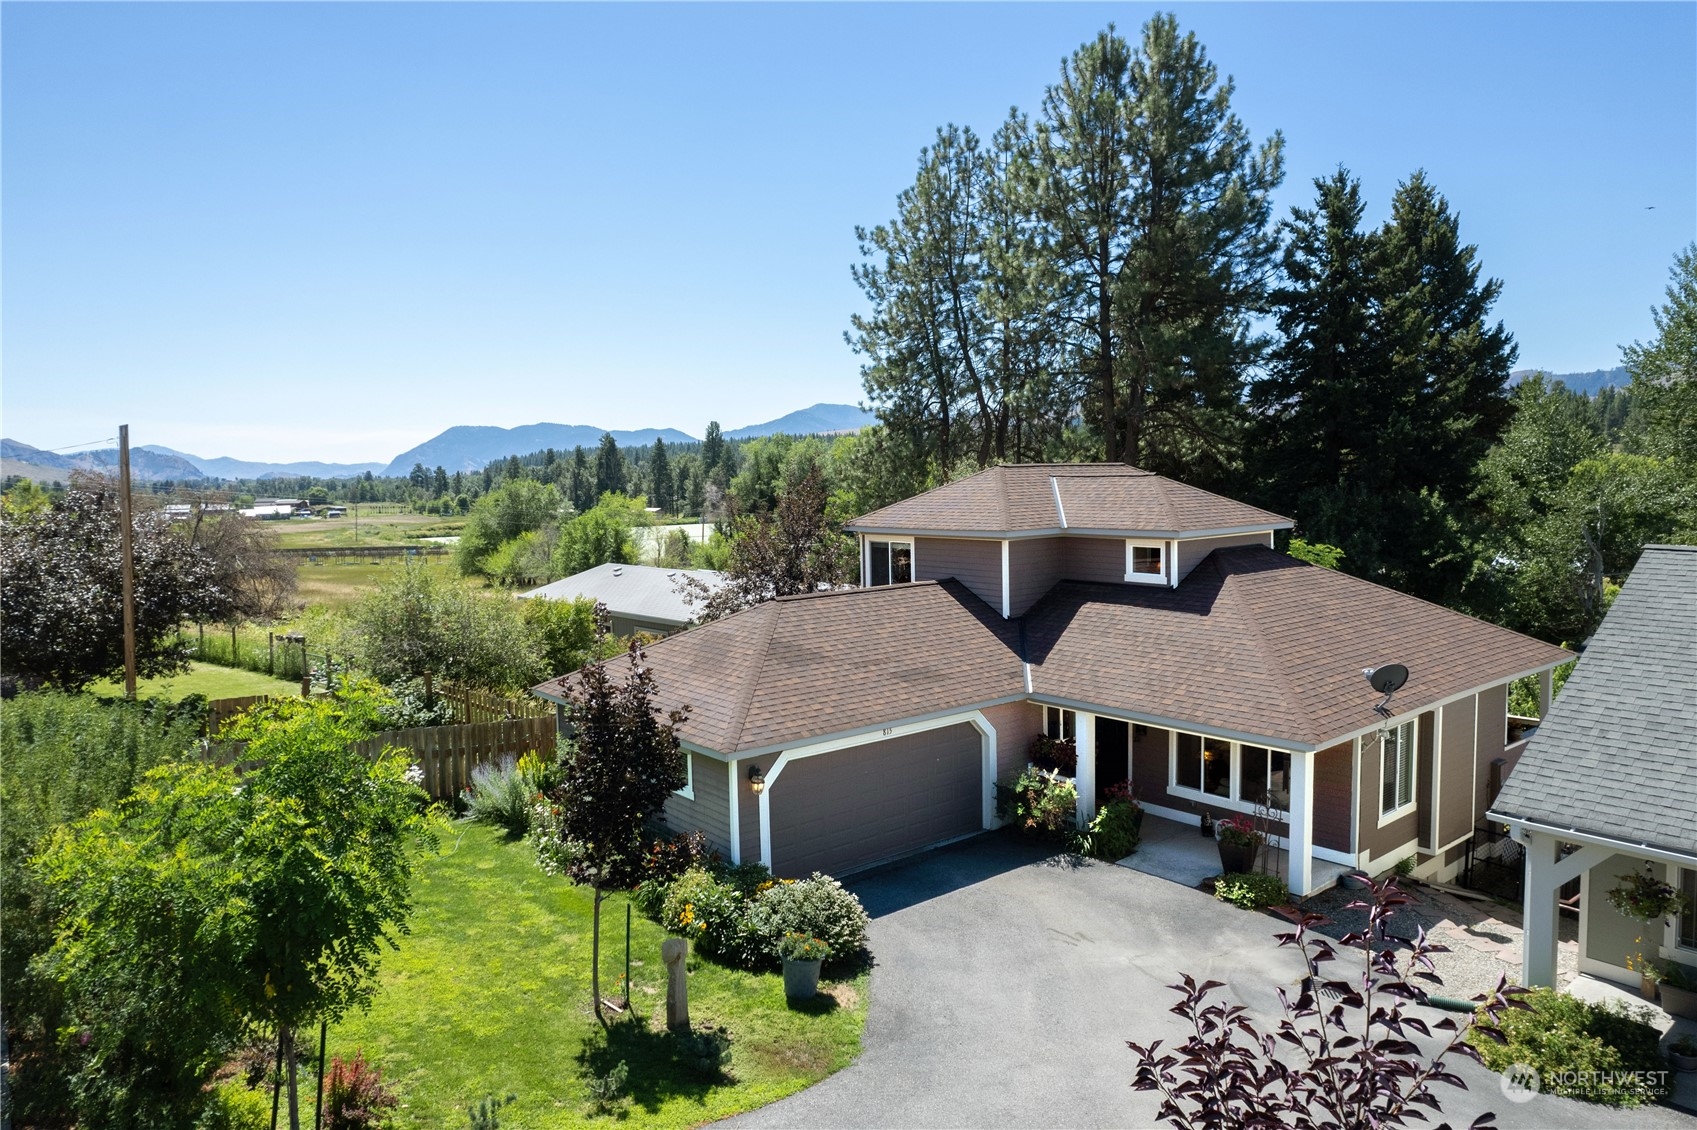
[1286,749,1315,896]
[1522,830,1562,987]
[1075,713,1096,826]
[1538,668,1554,717]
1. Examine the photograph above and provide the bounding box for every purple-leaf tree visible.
[1128,878,1521,1130]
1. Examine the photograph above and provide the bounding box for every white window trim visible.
[1377,718,1417,827]
[1165,728,1292,818]
[1124,538,1172,586]
[1044,706,1076,741]
[1669,866,1697,958]
[866,537,916,587]
[673,749,694,800]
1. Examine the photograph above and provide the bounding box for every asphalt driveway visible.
[723,833,1696,1130]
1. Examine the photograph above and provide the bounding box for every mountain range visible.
[3,403,878,484]
[1509,367,1629,395]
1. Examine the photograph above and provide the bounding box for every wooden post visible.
[117,424,138,699]
[268,632,275,675]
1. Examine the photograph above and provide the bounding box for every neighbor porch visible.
[1119,813,1353,894]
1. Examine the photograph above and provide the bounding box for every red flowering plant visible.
[1214,814,1264,849]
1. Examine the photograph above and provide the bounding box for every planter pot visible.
[1659,981,1697,1020]
[1670,1047,1697,1073]
[1131,806,1145,837]
[783,958,822,1001]
[1217,839,1259,875]
[1640,973,1660,1002]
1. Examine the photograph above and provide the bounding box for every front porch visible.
[1119,814,1353,894]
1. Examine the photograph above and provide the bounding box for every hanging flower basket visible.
[1605,868,1691,923]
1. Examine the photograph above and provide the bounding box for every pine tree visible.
[594,434,626,498]
[649,438,673,514]
[569,447,592,512]
[701,422,725,476]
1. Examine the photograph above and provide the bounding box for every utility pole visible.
[118,424,138,699]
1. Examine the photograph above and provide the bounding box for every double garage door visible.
[768,722,983,877]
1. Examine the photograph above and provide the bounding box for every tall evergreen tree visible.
[700,422,725,476]
[1245,170,1516,604]
[649,438,673,514]
[594,433,626,498]
[1622,242,1697,471]
[569,447,593,512]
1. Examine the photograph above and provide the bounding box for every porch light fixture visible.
[748,765,765,794]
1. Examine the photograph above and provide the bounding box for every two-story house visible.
[532,463,1570,896]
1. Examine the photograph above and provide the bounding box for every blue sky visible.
[4,3,1693,465]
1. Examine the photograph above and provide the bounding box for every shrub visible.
[467,757,537,837]
[1213,872,1290,910]
[584,1059,629,1116]
[1071,798,1140,861]
[376,677,456,728]
[660,869,747,958]
[712,859,775,899]
[642,829,719,885]
[1028,733,1077,775]
[323,1050,400,1129]
[995,765,1076,836]
[681,1028,732,1081]
[1468,987,1668,1107]
[195,1083,271,1130]
[749,873,870,967]
[528,800,578,876]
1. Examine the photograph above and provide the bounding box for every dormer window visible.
[867,539,913,586]
[1125,539,1170,586]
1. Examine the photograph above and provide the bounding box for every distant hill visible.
[1,439,205,483]
[139,446,389,480]
[1510,367,1629,395]
[725,403,874,439]
[383,424,700,477]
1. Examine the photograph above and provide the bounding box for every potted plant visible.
[1198,809,1214,839]
[1626,949,1662,1001]
[1668,1034,1697,1073]
[1605,866,1691,924]
[1660,961,1697,1020]
[1028,734,1077,777]
[1215,815,1263,875]
[1102,780,1143,837]
[778,932,831,1001]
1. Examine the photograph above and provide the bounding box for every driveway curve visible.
[722,833,1695,1130]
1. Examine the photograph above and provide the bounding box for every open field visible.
[270,507,464,550]
[326,823,868,1128]
[293,554,490,611]
[86,662,302,702]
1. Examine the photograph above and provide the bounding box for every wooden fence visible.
[438,682,554,725]
[353,716,557,798]
[209,694,277,734]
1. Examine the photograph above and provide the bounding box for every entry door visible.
[1095,718,1130,803]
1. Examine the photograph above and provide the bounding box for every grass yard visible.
[328,823,868,1128]
[86,661,302,702]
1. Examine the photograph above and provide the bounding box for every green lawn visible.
[328,824,868,1128]
[86,661,302,702]
[271,509,465,550]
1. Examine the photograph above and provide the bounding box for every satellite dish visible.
[1363,664,1408,695]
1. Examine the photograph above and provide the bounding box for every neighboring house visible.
[519,562,726,638]
[532,463,1570,893]
[1489,544,1697,988]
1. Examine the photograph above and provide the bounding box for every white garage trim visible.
[727,759,741,866]
[756,710,996,871]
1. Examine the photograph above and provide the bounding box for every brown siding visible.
[1475,683,1509,818]
[1175,531,1272,581]
[1415,710,1436,850]
[736,760,760,866]
[1358,730,1419,867]
[1060,536,1126,585]
[663,751,732,855]
[1438,697,1477,849]
[1313,741,1354,853]
[1008,537,1067,615]
[768,723,982,878]
[982,700,1043,780]
[914,537,1004,611]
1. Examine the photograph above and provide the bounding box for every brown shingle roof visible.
[531,580,1027,755]
[1025,545,1573,748]
[845,463,1292,537]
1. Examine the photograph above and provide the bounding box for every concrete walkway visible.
[723,833,1697,1129]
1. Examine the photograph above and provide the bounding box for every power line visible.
[30,435,119,454]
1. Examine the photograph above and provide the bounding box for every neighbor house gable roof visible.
[518,563,726,627]
[1023,545,1573,749]
[532,579,1027,755]
[844,463,1293,538]
[1489,545,1697,858]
